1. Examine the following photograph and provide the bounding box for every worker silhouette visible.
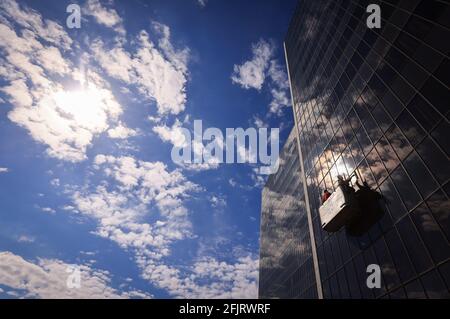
[322,189,331,204]
[337,175,354,193]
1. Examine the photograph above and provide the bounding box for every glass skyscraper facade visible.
[260,0,449,298]
[259,128,319,298]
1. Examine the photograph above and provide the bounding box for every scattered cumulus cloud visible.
[41,207,56,214]
[197,0,208,8]
[83,0,126,35]
[231,39,274,90]
[17,235,35,243]
[231,39,291,116]
[91,24,189,116]
[107,123,138,139]
[0,251,151,298]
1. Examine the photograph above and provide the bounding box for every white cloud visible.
[91,25,189,116]
[231,39,274,90]
[153,120,220,171]
[0,3,124,162]
[197,0,208,8]
[153,120,187,148]
[41,207,56,214]
[0,0,72,50]
[67,155,257,298]
[139,255,258,298]
[84,0,126,35]
[210,195,226,208]
[50,178,60,187]
[231,40,291,115]
[0,251,151,298]
[0,167,8,173]
[17,235,35,243]
[267,60,290,115]
[73,155,199,259]
[107,123,138,139]
[252,115,268,129]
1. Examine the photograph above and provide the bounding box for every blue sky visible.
[0,0,297,298]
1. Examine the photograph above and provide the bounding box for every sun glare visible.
[52,86,110,128]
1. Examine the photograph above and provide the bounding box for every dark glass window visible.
[385,228,416,283]
[337,230,351,264]
[324,239,335,276]
[420,73,448,116]
[420,270,450,299]
[405,279,427,299]
[355,126,372,155]
[431,120,450,158]
[390,165,421,211]
[373,237,400,292]
[322,279,332,299]
[379,177,408,223]
[349,138,364,167]
[389,287,407,299]
[397,216,433,274]
[396,109,426,146]
[399,56,429,91]
[337,268,351,298]
[331,234,343,269]
[438,261,450,291]
[403,152,439,199]
[433,59,449,89]
[410,203,450,264]
[390,75,416,106]
[425,190,450,241]
[370,103,392,132]
[375,137,400,174]
[417,137,450,184]
[381,89,404,119]
[353,253,375,299]
[366,148,387,186]
[344,261,361,299]
[385,124,412,161]
[407,94,442,133]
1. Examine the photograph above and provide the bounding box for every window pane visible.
[355,126,372,155]
[420,68,449,115]
[397,216,433,274]
[417,137,450,184]
[425,190,450,241]
[406,94,441,132]
[370,103,392,132]
[353,253,375,299]
[390,165,422,211]
[366,148,387,186]
[389,287,406,299]
[420,270,450,299]
[385,228,416,284]
[396,109,426,146]
[337,268,351,298]
[375,137,400,173]
[385,124,412,161]
[373,237,400,292]
[403,152,439,199]
[431,120,450,158]
[379,177,408,223]
[329,274,340,299]
[381,89,404,119]
[405,279,427,299]
[344,261,361,299]
[438,261,450,291]
[410,203,450,264]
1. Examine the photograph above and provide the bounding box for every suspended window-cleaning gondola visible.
[319,171,384,235]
